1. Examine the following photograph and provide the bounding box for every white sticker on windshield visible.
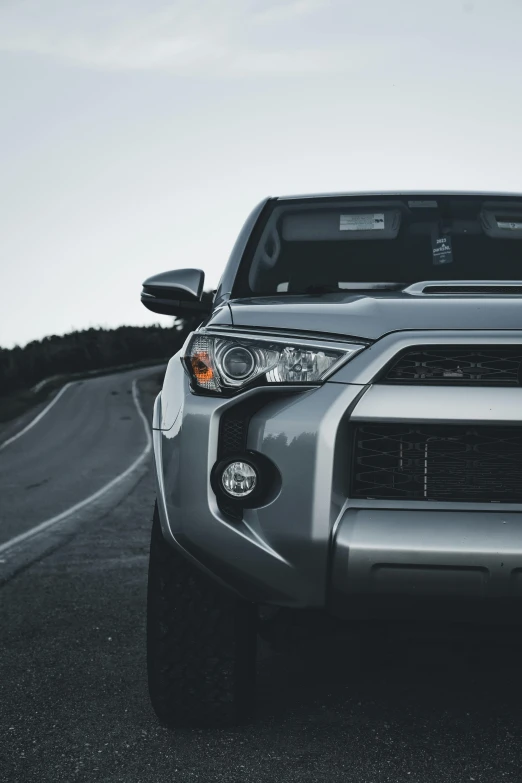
[340,213,385,231]
[497,220,522,230]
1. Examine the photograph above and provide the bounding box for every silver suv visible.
[141,191,522,728]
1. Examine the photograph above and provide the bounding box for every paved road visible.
[2,370,522,782]
[0,367,164,550]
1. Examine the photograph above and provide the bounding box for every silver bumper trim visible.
[350,384,522,424]
[330,507,522,606]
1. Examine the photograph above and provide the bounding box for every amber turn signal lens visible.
[191,351,214,383]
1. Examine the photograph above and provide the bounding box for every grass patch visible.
[0,387,52,424]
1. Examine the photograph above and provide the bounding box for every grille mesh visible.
[217,410,249,520]
[220,416,248,456]
[385,346,522,385]
[352,424,522,502]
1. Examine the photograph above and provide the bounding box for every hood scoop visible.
[405,281,522,296]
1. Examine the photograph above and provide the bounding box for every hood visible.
[225,292,522,341]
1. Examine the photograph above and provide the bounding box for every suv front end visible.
[154,324,522,618]
[143,192,522,727]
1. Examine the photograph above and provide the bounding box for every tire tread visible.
[147,503,257,727]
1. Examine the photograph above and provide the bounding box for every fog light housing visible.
[221,461,257,498]
[211,451,281,515]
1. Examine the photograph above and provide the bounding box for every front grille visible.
[385,346,522,385]
[352,424,522,502]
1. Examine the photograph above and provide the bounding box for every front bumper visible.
[330,508,522,621]
[153,330,522,615]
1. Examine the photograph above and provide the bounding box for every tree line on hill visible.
[0,295,213,395]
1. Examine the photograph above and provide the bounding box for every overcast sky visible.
[2,0,522,348]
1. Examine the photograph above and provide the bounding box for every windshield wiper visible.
[303,284,340,296]
[302,282,407,295]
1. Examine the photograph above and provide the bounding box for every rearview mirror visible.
[141,268,212,317]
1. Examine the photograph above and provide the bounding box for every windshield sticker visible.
[340,213,384,231]
[431,233,453,265]
[408,200,438,208]
[497,218,522,230]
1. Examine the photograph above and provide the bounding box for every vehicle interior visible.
[245,198,522,295]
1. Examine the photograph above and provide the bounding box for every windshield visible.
[233,195,522,297]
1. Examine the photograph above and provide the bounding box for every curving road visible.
[0,366,162,552]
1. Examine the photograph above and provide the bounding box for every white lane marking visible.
[0,383,74,454]
[0,379,152,556]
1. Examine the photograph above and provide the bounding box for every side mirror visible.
[141,268,212,317]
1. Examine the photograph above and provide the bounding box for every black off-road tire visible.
[147,502,258,728]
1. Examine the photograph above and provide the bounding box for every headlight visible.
[184,330,365,394]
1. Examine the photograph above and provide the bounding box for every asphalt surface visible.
[2,369,522,782]
[0,367,163,548]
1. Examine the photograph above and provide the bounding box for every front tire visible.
[146,502,258,728]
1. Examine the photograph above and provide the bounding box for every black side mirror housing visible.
[141,268,211,317]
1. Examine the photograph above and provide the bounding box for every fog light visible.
[221,461,257,498]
